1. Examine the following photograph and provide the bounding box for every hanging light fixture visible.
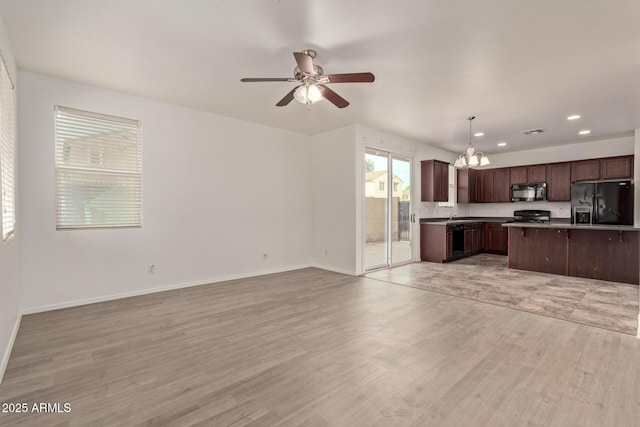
[454,116,490,168]
[293,83,323,106]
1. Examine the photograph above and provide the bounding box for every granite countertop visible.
[419,217,512,225]
[502,221,640,232]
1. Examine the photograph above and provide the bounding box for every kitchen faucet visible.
[449,213,457,220]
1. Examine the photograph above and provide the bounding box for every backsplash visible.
[467,201,571,219]
[419,201,571,219]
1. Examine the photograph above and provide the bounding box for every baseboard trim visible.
[0,313,22,385]
[21,264,315,315]
[310,263,356,276]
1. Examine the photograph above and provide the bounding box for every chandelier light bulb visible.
[454,115,491,169]
[307,84,322,102]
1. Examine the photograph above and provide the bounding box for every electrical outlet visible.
[147,264,155,274]
[262,253,269,260]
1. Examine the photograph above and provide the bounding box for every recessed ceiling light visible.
[567,115,581,120]
[579,130,591,135]
[474,132,484,137]
[497,142,507,147]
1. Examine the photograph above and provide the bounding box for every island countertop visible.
[419,217,512,225]
[502,221,640,232]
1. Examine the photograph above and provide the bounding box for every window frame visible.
[0,55,15,242]
[54,106,142,230]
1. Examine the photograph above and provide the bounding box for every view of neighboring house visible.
[364,171,409,243]
[364,170,405,199]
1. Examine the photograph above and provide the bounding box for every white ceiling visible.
[1,0,639,155]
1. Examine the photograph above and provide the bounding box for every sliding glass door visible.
[364,149,413,270]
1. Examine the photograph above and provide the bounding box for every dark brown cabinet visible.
[509,167,528,185]
[508,228,568,275]
[457,168,477,203]
[464,225,473,255]
[420,224,451,262]
[546,162,571,201]
[484,223,508,255]
[571,159,600,182]
[568,229,639,284]
[493,168,510,202]
[507,226,639,285]
[421,160,449,202]
[528,164,547,182]
[472,223,484,253]
[456,155,633,205]
[421,222,490,263]
[600,155,633,180]
[477,169,494,203]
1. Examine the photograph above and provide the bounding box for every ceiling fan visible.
[240,49,375,109]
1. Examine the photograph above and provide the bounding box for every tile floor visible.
[365,254,639,335]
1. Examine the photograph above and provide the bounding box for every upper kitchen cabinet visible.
[546,162,571,201]
[477,169,494,203]
[528,164,547,183]
[600,155,633,180]
[493,168,511,202]
[571,159,600,182]
[509,167,528,185]
[421,160,449,202]
[510,165,545,185]
[457,168,477,203]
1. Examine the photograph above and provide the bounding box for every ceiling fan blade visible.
[293,52,314,75]
[276,87,298,107]
[318,85,349,108]
[320,72,375,83]
[241,78,293,82]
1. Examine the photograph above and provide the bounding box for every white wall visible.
[311,125,357,275]
[18,71,313,312]
[0,13,20,383]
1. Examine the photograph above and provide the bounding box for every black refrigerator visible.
[571,180,633,225]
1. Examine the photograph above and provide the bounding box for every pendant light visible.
[454,116,490,168]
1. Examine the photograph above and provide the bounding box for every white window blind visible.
[0,55,15,241]
[55,106,142,229]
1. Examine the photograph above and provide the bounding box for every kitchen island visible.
[503,221,640,285]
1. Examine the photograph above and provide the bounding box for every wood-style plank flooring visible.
[366,254,639,335]
[1,267,640,426]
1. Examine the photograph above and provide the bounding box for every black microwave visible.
[511,183,547,202]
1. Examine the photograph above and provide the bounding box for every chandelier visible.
[454,116,490,168]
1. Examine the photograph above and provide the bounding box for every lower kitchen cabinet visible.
[464,225,473,255]
[568,230,639,284]
[472,223,483,253]
[508,228,567,275]
[420,224,451,263]
[507,226,639,284]
[484,222,508,255]
[421,222,499,263]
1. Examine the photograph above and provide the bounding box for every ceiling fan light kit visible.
[454,116,491,168]
[240,49,375,109]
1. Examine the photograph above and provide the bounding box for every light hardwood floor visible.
[1,267,639,426]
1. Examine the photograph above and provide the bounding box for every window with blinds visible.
[0,56,15,241]
[55,106,142,229]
